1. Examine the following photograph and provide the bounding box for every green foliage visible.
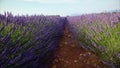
[76,22,120,66]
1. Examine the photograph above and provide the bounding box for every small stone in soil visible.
[68,35,71,37]
[87,52,92,56]
[74,60,78,63]
[65,60,69,63]
[71,44,75,47]
[83,54,86,56]
[83,60,87,63]
[86,61,90,64]
[59,58,64,61]
[64,42,68,44]
[79,54,83,56]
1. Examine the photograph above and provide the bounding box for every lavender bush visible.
[0,12,65,68]
[67,12,120,68]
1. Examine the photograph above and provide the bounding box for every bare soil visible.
[51,26,106,68]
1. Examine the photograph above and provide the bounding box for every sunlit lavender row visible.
[0,12,66,68]
[67,12,120,68]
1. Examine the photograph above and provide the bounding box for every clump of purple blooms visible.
[0,12,66,68]
[67,12,120,68]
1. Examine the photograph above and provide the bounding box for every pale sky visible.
[0,0,120,16]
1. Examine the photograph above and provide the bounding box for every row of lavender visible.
[67,12,120,68]
[0,13,65,68]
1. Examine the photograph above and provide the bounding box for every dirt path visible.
[51,26,106,68]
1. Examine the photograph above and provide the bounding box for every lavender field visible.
[67,12,120,68]
[0,13,65,68]
[0,12,120,68]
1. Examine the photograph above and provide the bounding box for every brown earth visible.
[50,26,107,68]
